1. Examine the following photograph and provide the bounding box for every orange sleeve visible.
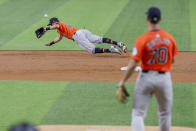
[131,37,144,61]
[56,24,62,34]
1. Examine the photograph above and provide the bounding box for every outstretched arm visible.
[45,34,63,46]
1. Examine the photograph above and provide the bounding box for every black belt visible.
[72,32,77,41]
[142,70,165,74]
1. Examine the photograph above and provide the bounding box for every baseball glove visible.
[35,27,45,39]
[115,86,130,103]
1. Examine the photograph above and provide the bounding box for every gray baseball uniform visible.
[131,29,178,131]
[52,21,125,54]
[132,71,173,131]
[46,18,126,54]
[72,29,103,54]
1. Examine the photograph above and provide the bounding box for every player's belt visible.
[142,70,165,74]
[72,32,77,41]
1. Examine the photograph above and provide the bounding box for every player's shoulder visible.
[55,21,62,27]
[160,29,175,40]
[133,33,148,49]
[135,31,149,43]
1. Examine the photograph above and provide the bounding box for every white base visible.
[120,66,142,72]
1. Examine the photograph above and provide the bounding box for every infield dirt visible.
[37,125,196,131]
[0,51,195,82]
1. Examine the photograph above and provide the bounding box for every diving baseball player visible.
[116,7,178,131]
[36,17,127,55]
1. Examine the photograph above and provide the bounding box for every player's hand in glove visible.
[116,82,130,103]
[35,27,45,39]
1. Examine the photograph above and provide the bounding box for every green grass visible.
[172,83,195,127]
[104,0,191,51]
[41,82,133,125]
[0,0,195,129]
[194,83,196,128]
[0,0,128,50]
[0,81,68,131]
[0,0,8,5]
[0,81,195,131]
[190,0,196,50]
[41,82,195,128]
[0,0,68,48]
[0,0,193,51]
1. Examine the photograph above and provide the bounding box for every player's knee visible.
[132,109,146,118]
[102,38,111,43]
[159,110,171,118]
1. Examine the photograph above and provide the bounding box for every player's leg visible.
[102,38,127,53]
[83,29,127,53]
[73,30,121,54]
[154,73,173,131]
[94,47,121,54]
[132,89,152,131]
[102,37,120,45]
[76,41,121,54]
[131,73,153,131]
[82,29,102,43]
[82,29,120,46]
[73,30,96,54]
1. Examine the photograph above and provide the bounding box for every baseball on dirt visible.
[44,14,48,18]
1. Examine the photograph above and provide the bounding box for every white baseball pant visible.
[72,29,103,54]
[132,70,173,131]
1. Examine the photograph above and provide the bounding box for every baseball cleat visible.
[118,42,127,53]
[110,46,122,55]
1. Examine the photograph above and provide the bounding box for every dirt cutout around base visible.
[37,125,196,131]
[0,51,195,82]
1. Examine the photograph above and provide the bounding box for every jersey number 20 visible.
[149,47,168,64]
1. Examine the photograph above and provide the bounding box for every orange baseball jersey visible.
[131,29,178,72]
[56,22,78,40]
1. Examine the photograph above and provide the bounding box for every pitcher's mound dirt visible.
[37,125,196,131]
[0,51,195,82]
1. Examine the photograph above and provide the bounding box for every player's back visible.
[56,22,78,40]
[132,29,178,72]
